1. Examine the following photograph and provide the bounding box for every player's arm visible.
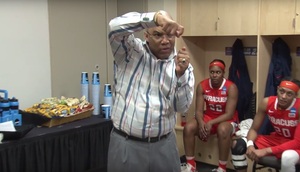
[247,97,268,142]
[195,82,205,127]
[246,97,268,161]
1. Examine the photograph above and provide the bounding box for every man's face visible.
[277,86,297,108]
[144,28,175,59]
[209,66,224,87]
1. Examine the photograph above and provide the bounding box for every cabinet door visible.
[295,0,300,33]
[178,0,218,36]
[217,0,258,35]
[260,0,296,35]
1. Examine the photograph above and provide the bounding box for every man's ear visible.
[144,31,149,41]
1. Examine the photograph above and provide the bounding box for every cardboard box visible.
[41,109,93,127]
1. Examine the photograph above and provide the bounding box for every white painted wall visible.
[0,0,174,109]
[147,0,177,20]
[0,0,51,109]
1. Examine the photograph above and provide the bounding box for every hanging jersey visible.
[266,96,300,139]
[201,78,238,120]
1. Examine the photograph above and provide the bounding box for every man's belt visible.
[113,128,170,143]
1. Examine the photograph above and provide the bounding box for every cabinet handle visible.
[215,21,218,31]
[293,18,295,29]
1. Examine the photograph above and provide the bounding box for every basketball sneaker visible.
[181,163,197,172]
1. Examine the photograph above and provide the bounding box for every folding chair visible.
[252,155,300,172]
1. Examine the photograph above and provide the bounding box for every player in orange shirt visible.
[182,59,239,172]
[231,77,300,172]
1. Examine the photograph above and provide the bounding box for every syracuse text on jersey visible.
[203,95,227,103]
[268,116,298,127]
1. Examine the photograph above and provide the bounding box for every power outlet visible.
[95,64,100,71]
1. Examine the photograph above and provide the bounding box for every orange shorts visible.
[255,133,300,158]
[203,114,238,135]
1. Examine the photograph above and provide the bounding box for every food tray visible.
[41,109,93,127]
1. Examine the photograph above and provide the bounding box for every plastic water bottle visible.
[81,72,89,101]
[103,84,113,106]
[91,72,100,115]
[9,97,22,126]
[0,99,11,122]
[101,104,111,119]
[9,97,19,114]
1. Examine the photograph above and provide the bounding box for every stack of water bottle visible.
[81,72,113,119]
[0,89,22,126]
[102,83,113,119]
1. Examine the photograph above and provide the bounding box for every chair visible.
[252,156,280,172]
[252,155,300,172]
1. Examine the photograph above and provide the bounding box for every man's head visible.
[144,27,175,59]
[144,12,175,59]
[208,59,226,87]
[277,77,300,109]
